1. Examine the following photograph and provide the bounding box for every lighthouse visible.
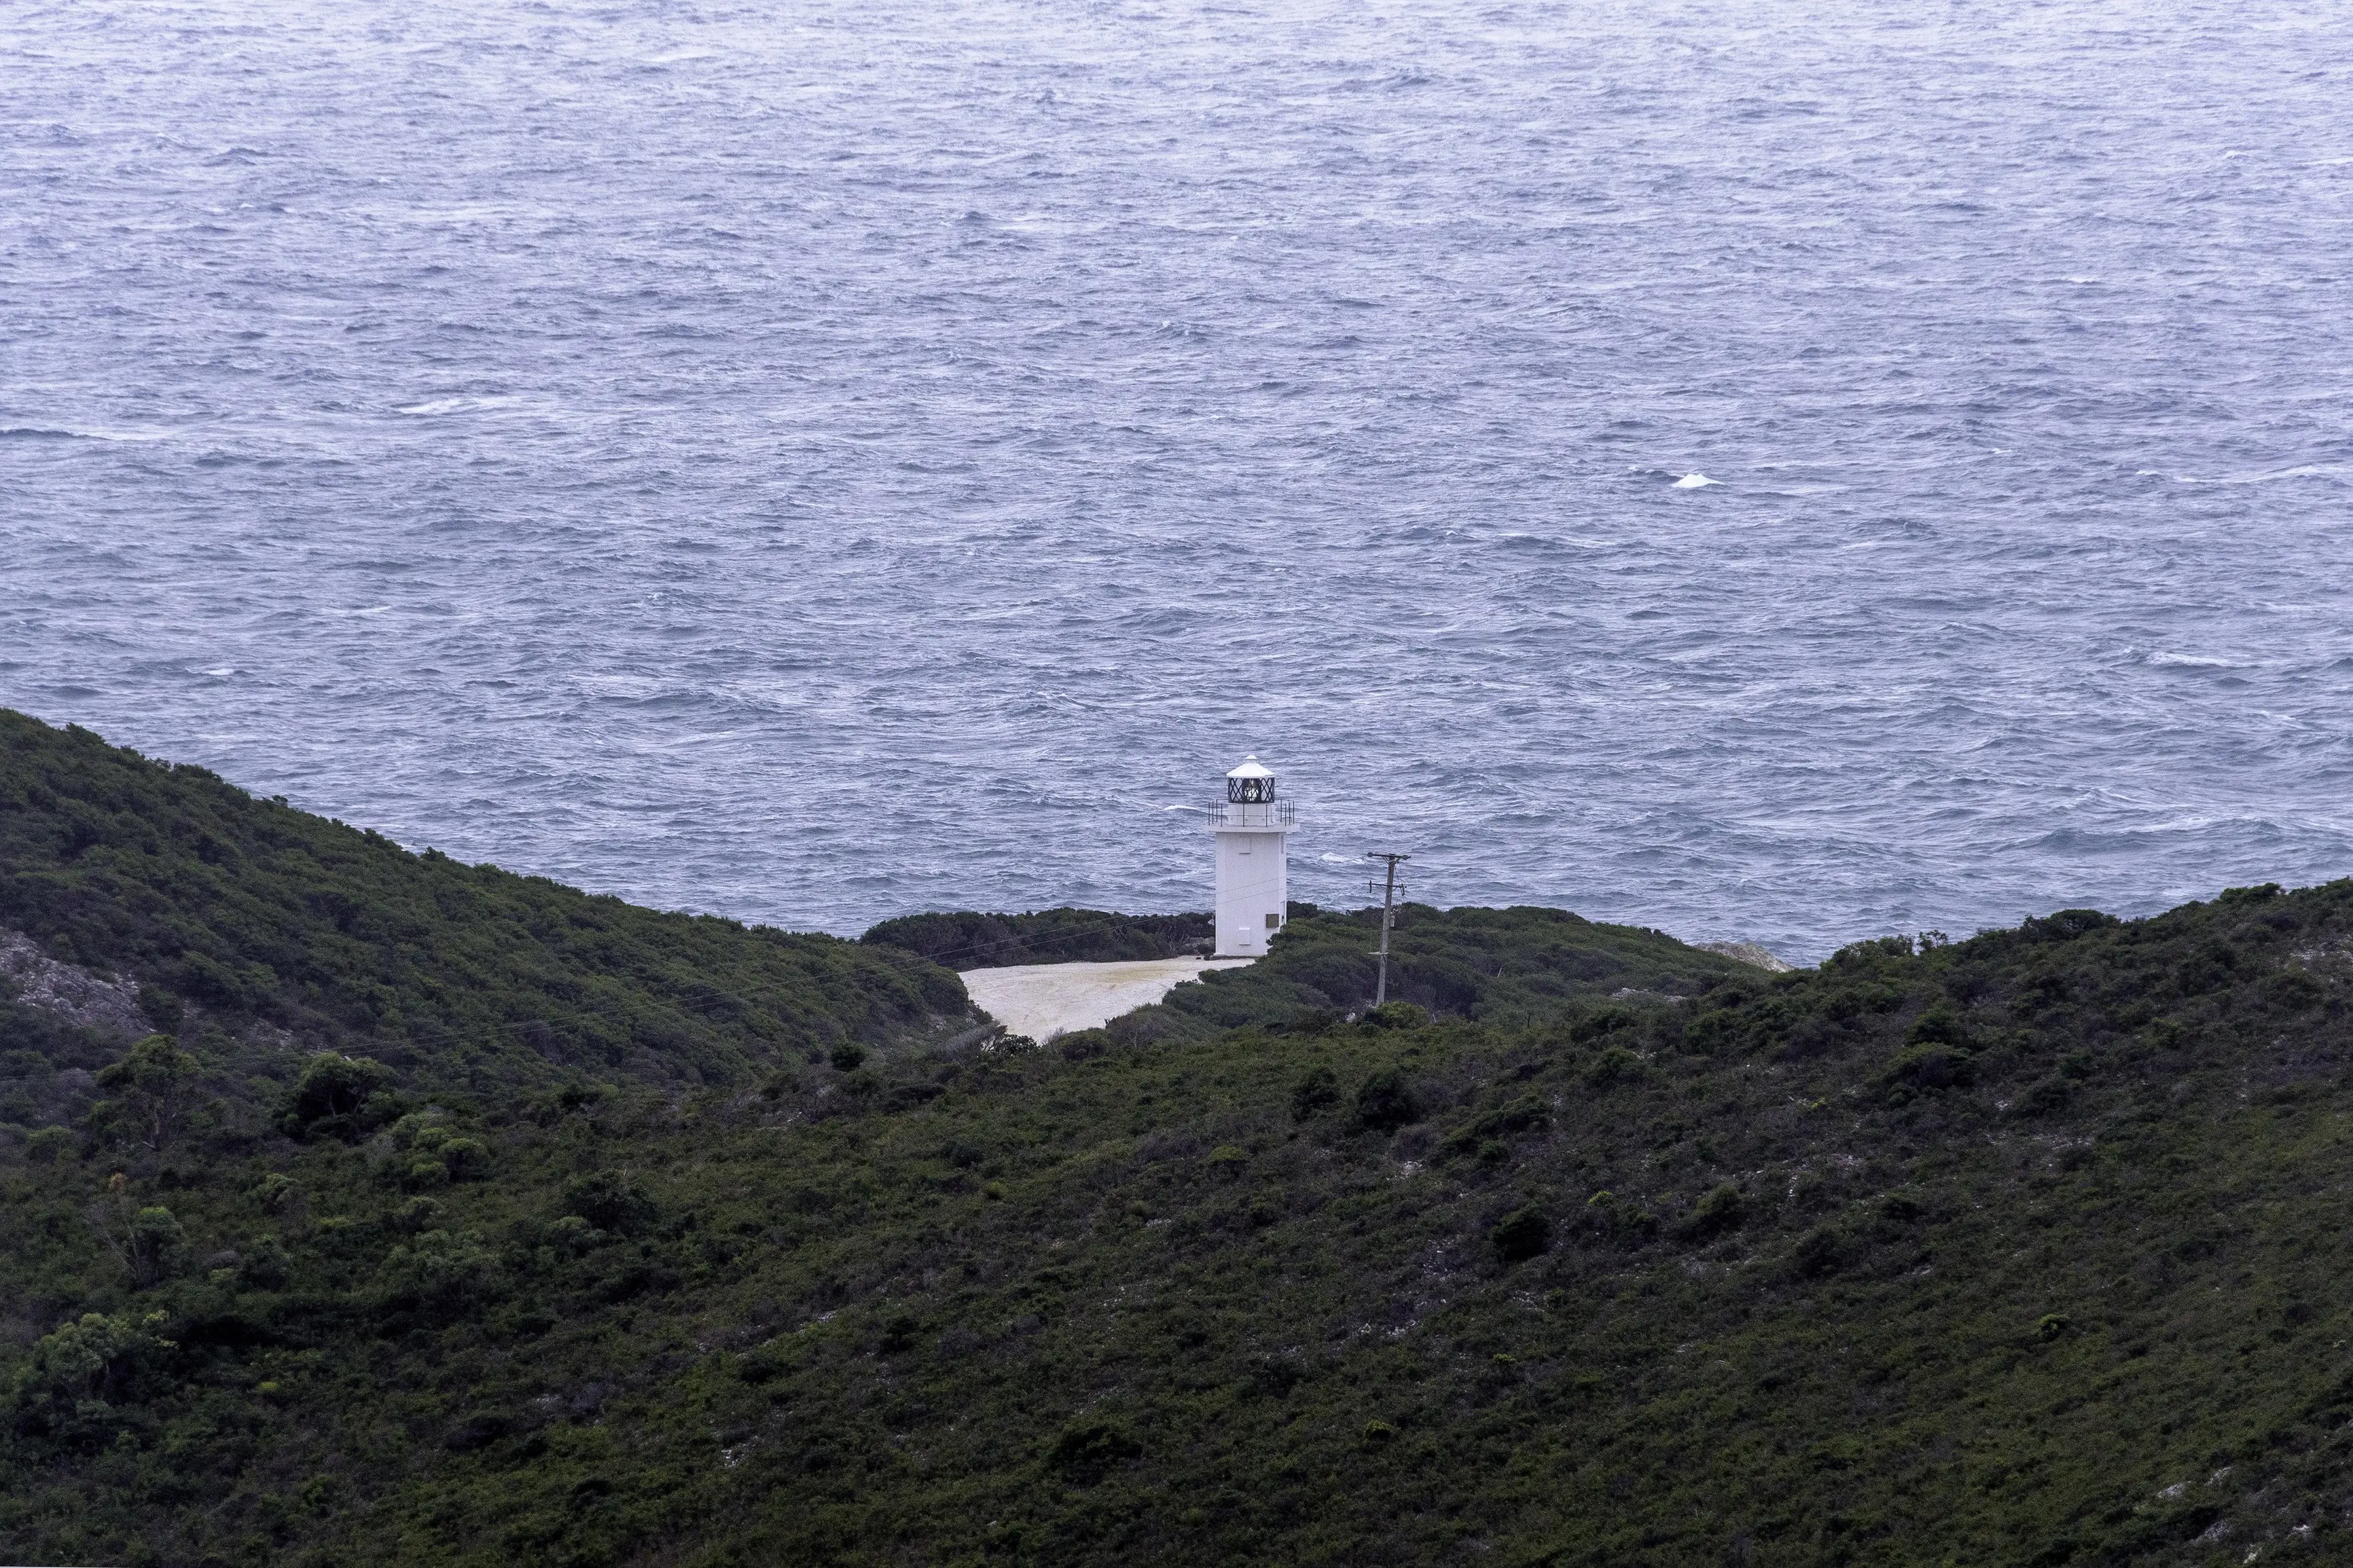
[1206,755,1295,958]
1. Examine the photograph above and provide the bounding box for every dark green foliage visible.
[0,710,972,1094]
[559,1169,657,1235]
[281,1053,391,1142]
[1489,1205,1551,1262]
[1045,1420,1144,1483]
[1443,1093,1549,1156]
[11,721,2353,1565]
[1678,1181,1746,1241]
[1583,1044,1647,1089]
[1350,1065,1418,1131]
[1904,1003,1969,1046]
[6,1310,175,1446]
[1117,902,1762,1041]
[1288,1065,1338,1121]
[860,907,1213,969]
[1880,1040,1975,1099]
[88,1034,199,1152]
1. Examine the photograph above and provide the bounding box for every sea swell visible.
[3,0,2351,963]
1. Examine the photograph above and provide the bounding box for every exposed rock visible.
[0,929,151,1036]
[1699,941,1797,973]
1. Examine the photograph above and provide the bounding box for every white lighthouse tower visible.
[1206,755,1295,959]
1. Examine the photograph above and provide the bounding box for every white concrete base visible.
[960,958,1253,1042]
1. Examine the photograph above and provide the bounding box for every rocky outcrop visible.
[0,929,151,1037]
[1697,940,1797,972]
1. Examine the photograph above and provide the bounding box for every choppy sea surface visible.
[5,0,2352,963]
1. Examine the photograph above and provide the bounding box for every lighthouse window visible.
[1265,913,1282,929]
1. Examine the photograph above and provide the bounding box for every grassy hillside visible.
[0,711,973,1093]
[6,717,2353,1566]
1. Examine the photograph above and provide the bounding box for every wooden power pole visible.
[1366,852,1410,1007]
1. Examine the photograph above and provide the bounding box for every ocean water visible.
[5,0,2352,963]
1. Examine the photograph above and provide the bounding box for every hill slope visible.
[868,902,1762,1050]
[4,718,2352,1566]
[0,710,973,1093]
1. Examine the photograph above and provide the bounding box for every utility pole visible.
[1366,852,1409,1007]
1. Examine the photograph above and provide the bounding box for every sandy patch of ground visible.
[960,958,1253,1042]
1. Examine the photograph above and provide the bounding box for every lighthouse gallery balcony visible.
[1204,801,1297,829]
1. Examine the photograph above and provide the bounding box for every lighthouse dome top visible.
[1225,754,1276,803]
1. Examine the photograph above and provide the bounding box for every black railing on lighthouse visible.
[1204,801,1297,828]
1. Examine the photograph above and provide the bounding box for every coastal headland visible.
[3,707,2350,1565]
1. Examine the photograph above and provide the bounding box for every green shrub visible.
[1791,1224,1844,1279]
[1056,1028,1115,1061]
[376,1229,492,1317]
[249,1173,298,1211]
[2262,970,2326,1013]
[1490,1205,1551,1262]
[1045,1420,1143,1483]
[88,1191,186,1288]
[238,1235,291,1290]
[1904,1006,1970,1048]
[1683,1008,1740,1054]
[829,1043,867,1072]
[1445,1094,1549,1155]
[1584,1046,1646,1090]
[1568,1005,1642,1043]
[1880,1042,1975,1097]
[1290,1065,1340,1121]
[560,1170,657,1235]
[5,1311,175,1444]
[90,1034,201,1153]
[282,1054,391,1143]
[2014,1077,2073,1117]
[1352,1068,1419,1131]
[1678,1183,1746,1242]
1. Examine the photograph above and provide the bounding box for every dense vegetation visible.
[872,901,1756,1051]
[6,714,2353,1566]
[0,712,973,1093]
[861,908,1215,970]
[1124,900,1759,1044]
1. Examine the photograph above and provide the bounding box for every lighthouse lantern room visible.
[1206,754,1296,958]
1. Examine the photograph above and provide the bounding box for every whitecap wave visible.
[1,424,166,442]
[393,395,522,416]
[1673,473,1720,489]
